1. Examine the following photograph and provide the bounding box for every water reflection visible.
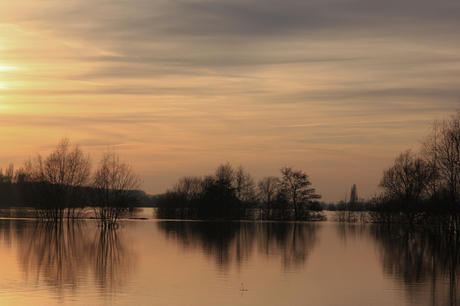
[16,221,135,297]
[89,227,134,292]
[260,222,319,269]
[157,221,319,270]
[0,219,29,249]
[369,225,460,305]
[19,222,90,290]
[335,223,370,245]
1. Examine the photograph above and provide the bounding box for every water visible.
[0,209,458,305]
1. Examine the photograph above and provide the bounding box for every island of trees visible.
[156,164,323,221]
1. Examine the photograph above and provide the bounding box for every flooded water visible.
[0,210,458,305]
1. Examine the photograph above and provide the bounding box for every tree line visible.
[370,109,460,239]
[0,138,142,227]
[10,109,460,226]
[156,163,324,221]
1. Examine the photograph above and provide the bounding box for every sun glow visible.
[0,65,15,71]
[0,64,17,91]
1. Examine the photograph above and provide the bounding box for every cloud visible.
[9,0,460,60]
[2,0,460,201]
[25,0,459,38]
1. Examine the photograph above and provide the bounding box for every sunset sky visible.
[1,0,459,202]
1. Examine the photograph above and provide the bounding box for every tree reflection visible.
[371,224,460,305]
[158,221,249,268]
[157,221,319,270]
[19,222,90,290]
[259,222,319,269]
[88,227,134,292]
[0,219,28,249]
[18,221,134,297]
[335,223,369,246]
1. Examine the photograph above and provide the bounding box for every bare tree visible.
[196,163,238,220]
[214,162,234,190]
[233,165,257,219]
[422,112,460,205]
[173,176,204,218]
[92,149,142,227]
[379,150,433,224]
[23,138,92,220]
[421,118,443,198]
[257,176,280,220]
[173,176,204,203]
[0,164,14,183]
[280,166,321,220]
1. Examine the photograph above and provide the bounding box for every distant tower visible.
[349,184,358,205]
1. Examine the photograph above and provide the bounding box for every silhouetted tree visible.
[373,111,460,226]
[157,163,324,221]
[158,163,257,220]
[156,176,203,219]
[197,164,239,220]
[174,176,204,203]
[270,188,291,220]
[214,163,234,190]
[0,164,15,207]
[0,164,14,183]
[422,112,460,208]
[379,150,433,225]
[92,149,142,227]
[280,166,321,220]
[258,176,281,220]
[22,138,92,220]
[233,165,257,219]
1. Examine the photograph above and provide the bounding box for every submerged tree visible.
[257,176,281,220]
[379,150,433,224]
[157,163,257,220]
[92,149,142,227]
[22,138,92,220]
[156,176,204,219]
[233,165,257,219]
[373,110,460,229]
[197,163,239,220]
[422,113,460,208]
[280,166,321,220]
[157,163,323,221]
[0,164,16,207]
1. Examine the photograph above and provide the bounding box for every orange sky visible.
[1,0,460,202]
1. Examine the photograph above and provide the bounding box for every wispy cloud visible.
[1,0,459,201]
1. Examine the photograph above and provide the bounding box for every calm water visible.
[0,210,458,305]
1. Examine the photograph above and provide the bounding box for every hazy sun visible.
[0,65,14,71]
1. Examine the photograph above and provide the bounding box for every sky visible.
[0,0,459,202]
